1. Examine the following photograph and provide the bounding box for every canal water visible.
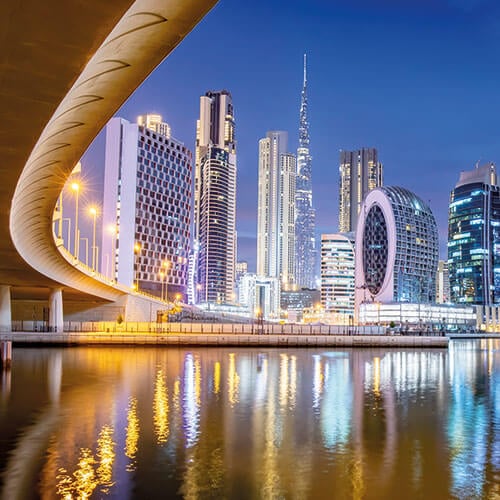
[0,340,498,499]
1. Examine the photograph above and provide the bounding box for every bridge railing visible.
[57,245,166,304]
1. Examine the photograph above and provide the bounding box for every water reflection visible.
[1,342,500,498]
[0,369,10,408]
[125,397,139,470]
[55,422,116,499]
[96,425,115,492]
[182,353,200,448]
[153,369,169,444]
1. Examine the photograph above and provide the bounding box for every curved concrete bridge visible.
[0,0,217,330]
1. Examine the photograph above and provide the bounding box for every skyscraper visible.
[321,233,356,321]
[194,91,237,304]
[137,114,171,138]
[101,115,192,298]
[448,163,500,305]
[355,186,438,311]
[295,54,316,289]
[257,131,296,289]
[436,260,450,304]
[339,148,383,233]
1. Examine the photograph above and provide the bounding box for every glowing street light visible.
[71,182,80,259]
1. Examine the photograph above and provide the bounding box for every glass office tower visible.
[194,90,237,305]
[448,163,500,305]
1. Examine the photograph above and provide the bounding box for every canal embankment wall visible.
[0,331,448,348]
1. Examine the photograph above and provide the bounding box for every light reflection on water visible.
[0,341,499,498]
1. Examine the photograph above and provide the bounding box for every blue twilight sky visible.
[82,0,500,271]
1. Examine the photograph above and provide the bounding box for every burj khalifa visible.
[295,54,316,289]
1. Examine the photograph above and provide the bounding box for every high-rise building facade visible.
[194,91,237,304]
[137,114,171,138]
[295,54,316,289]
[257,131,296,288]
[321,233,356,320]
[339,148,383,233]
[448,163,500,305]
[101,115,192,298]
[236,261,248,278]
[238,273,280,320]
[436,260,450,304]
[355,186,438,312]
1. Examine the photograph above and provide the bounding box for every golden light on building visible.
[153,369,170,444]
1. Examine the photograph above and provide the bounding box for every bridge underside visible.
[0,0,217,310]
[1,1,134,300]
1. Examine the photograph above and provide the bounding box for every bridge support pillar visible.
[49,288,64,333]
[0,286,11,332]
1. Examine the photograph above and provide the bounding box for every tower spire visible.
[303,53,307,86]
[295,53,316,289]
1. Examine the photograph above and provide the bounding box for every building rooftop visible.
[456,162,497,188]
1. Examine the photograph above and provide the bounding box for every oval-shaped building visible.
[355,186,439,309]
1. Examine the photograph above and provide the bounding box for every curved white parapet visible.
[355,186,439,316]
[355,188,398,305]
[9,0,217,301]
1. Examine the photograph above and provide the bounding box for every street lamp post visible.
[71,182,80,259]
[62,217,71,251]
[80,237,89,266]
[89,207,97,271]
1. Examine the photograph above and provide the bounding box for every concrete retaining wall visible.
[0,332,448,348]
